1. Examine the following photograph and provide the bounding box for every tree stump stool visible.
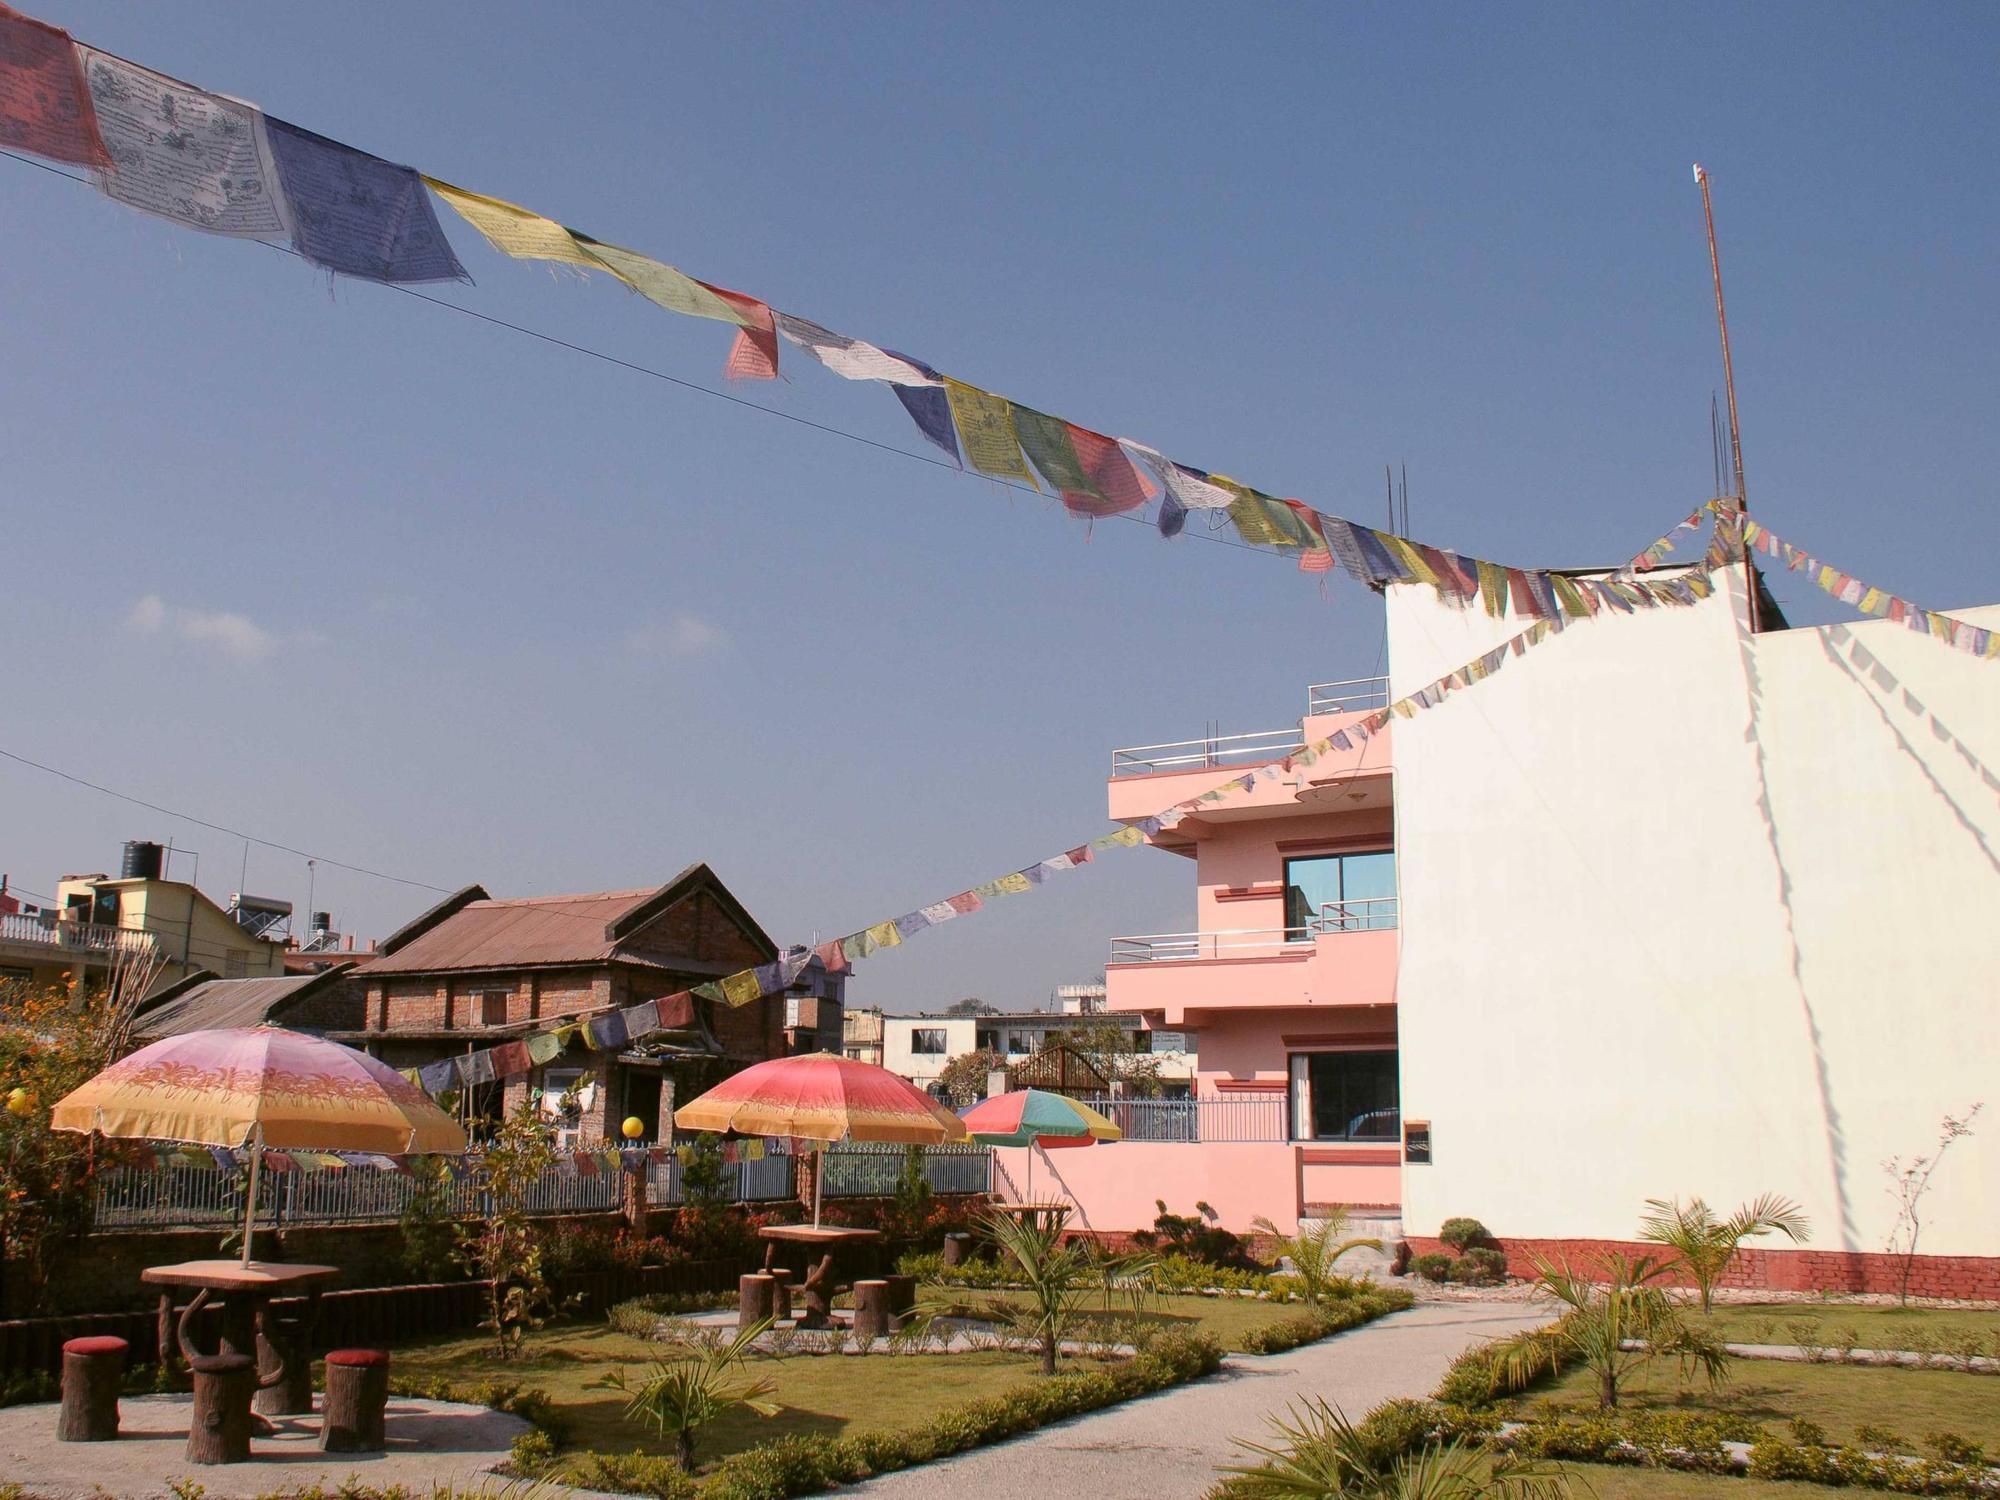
[851,1280,890,1346]
[883,1274,919,1331]
[319,1349,390,1453]
[767,1267,794,1323]
[797,1254,837,1330]
[941,1232,971,1267]
[57,1335,127,1442]
[186,1353,256,1465]
[254,1309,314,1417]
[738,1273,776,1330]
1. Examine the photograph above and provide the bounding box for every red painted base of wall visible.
[1404,1236,2000,1302]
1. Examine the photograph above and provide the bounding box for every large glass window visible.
[1289,1050,1399,1141]
[1284,850,1397,933]
[911,1027,948,1055]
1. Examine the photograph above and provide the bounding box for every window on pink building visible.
[1283,851,1397,933]
[1289,1050,1398,1141]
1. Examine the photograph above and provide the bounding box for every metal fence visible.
[1076,1094,1289,1143]
[90,1142,991,1231]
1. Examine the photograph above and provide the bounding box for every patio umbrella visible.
[51,1025,467,1264]
[960,1088,1120,1200]
[674,1052,968,1226]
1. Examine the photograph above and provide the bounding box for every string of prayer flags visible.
[775,313,937,385]
[266,119,465,284]
[1742,518,1997,660]
[0,3,108,169]
[700,282,780,380]
[81,48,289,237]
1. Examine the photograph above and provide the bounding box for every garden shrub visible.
[1448,1248,1507,1285]
[1410,1251,1456,1282]
[1745,1438,1999,1495]
[1500,1408,1763,1471]
[1237,1286,1414,1354]
[1438,1217,1491,1253]
[1150,1251,1282,1296]
[559,1448,703,1497]
[606,1290,738,1337]
[1432,1317,1574,1405]
[1129,1200,1263,1270]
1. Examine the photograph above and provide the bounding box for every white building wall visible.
[1387,568,1999,1257]
[879,1015,975,1088]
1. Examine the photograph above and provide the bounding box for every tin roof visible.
[134,964,358,1039]
[360,864,775,976]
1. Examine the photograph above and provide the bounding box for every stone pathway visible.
[0,1392,531,1499]
[850,1299,1551,1500]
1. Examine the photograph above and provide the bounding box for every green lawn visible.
[391,1321,1112,1466]
[1692,1302,2000,1355]
[1509,1359,2000,1451]
[1573,1465,1852,1500]
[927,1286,1318,1352]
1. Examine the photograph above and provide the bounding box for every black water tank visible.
[120,840,164,880]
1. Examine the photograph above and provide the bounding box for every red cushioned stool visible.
[58,1335,127,1442]
[320,1348,390,1453]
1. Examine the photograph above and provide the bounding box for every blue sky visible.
[3,2,1994,1013]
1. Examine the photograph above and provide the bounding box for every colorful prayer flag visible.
[944,380,1037,484]
[425,177,594,264]
[265,118,464,283]
[775,313,935,383]
[572,234,746,322]
[0,3,109,169]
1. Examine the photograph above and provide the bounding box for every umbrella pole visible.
[812,1142,824,1229]
[240,1126,263,1268]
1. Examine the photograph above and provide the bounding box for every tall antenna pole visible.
[1693,163,1759,631]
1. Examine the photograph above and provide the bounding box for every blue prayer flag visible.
[267,118,466,284]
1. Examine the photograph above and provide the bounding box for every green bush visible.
[1410,1251,1456,1282]
[1461,1247,1508,1281]
[1437,1217,1491,1253]
[1924,1431,1986,1465]
[605,1290,738,1338]
[1432,1317,1573,1406]
[1237,1287,1414,1354]
[560,1448,704,1497]
[1501,1408,1764,1471]
[1129,1200,1263,1270]
[1746,1438,1998,1495]
[1150,1252,1283,1296]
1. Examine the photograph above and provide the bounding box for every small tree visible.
[591,1316,779,1472]
[456,1101,560,1358]
[1488,1252,1729,1410]
[982,1207,1097,1375]
[1883,1104,1983,1307]
[934,1049,1002,1108]
[1637,1194,1810,1313]
[942,997,999,1017]
[1064,1018,1166,1098]
[679,1131,731,1212]
[1252,1209,1381,1309]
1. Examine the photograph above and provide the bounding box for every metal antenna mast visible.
[1694,163,1759,630]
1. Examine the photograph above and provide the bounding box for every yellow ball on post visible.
[5,1087,31,1118]
[620,1116,646,1140]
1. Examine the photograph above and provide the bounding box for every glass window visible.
[1284,851,1397,933]
[911,1027,948,1055]
[1289,1050,1398,1141]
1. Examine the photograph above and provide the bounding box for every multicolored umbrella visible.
[960,1088,1120,1200]
[52,1025,467,1263]
[674,1052,967,1225]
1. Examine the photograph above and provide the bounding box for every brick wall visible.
[618,889,770,972]
[1403,1235,2000,1302]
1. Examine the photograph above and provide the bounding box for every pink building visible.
[991,676,1404,1243]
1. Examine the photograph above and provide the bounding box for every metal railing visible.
[1306,676,1390,716]
[1076,1094,1288,1143]
[1109,901,1397,963]
[89,1142,991,1230]
[0,912,158,958]
[1110,725,1302,779]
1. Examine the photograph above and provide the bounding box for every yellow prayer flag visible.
[943,380,1038,485]
[1106,826,1144,847]
[570,236,749,324]
[424,178,598,266]
[1381,535,1440,587]
[992,872,1032,895]
[864,919,904,950]
[720,969,762,1007]
[1391,699,1417,719]
[1858,587,1885,615]
[743,1139,765,1161]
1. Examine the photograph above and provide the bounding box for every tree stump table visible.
[57,1335,127,1442]
[755,1226,884,1331]
[141,1260,337,1436]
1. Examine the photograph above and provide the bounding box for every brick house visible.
[338,864,840,1143]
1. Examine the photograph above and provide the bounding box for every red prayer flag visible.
[0,4,110,169]
[945,890,983,915]
[813,940,851,975]
[656,990,695,1029]
[1059,425,1150,516]
[697,281,780,380]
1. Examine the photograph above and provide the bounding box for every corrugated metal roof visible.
[136,976,330,1038]
[358,889,660,975]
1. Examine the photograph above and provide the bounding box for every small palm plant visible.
[1220,1399,1568,1500]
[1487,1253,1729,1410]
[589,1316,779,1472]
[1253,1209,1382,1309]
[982,1206,1098,1375]
[1637,1193,1810,1313]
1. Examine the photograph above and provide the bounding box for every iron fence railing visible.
[1109,901,1398,963]
[0,911,158,958]
[1075,1094,1289,1143]
[1306,676,1390,716]
[89,1142,991,1231]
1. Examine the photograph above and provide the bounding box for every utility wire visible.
[0,745,452,893]
[0,147,1292,568]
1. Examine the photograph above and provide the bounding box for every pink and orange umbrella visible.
[52,1025,466,1262]
[674,1052,967,1225]
[960,1088,1120,1201]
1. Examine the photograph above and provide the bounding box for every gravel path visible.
[849,1299,1551,1500]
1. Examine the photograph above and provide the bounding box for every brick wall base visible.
[1403,1236,2000,1302]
